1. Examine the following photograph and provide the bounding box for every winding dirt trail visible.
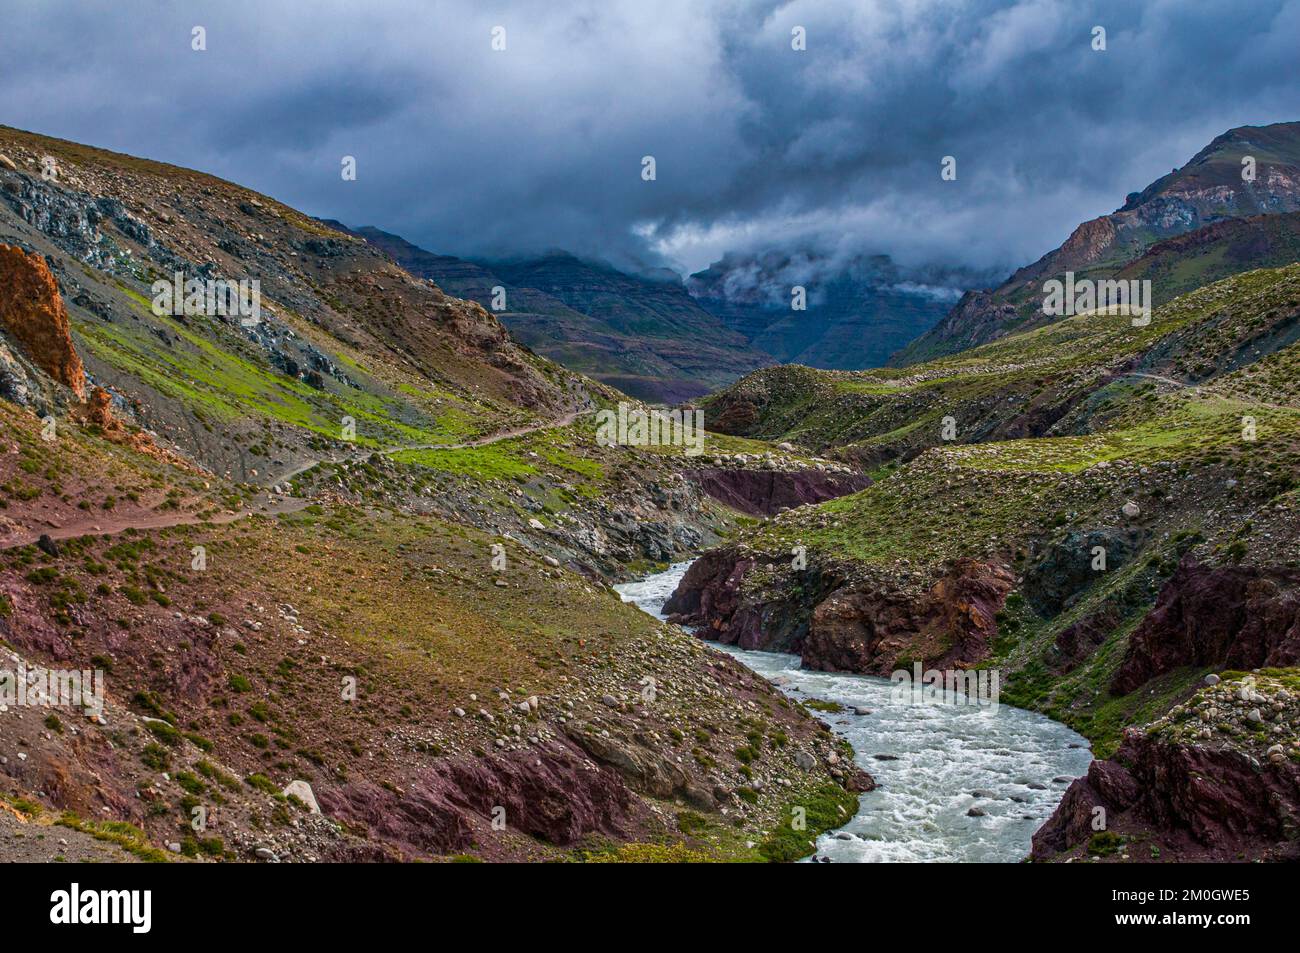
[1,404,595,551]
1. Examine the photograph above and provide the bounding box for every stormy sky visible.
[3,0,1298,280]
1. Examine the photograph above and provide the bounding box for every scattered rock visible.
[282,779,321,814]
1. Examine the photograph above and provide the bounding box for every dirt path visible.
[1120,371,1189,388]
[1,404,594,551]
[262,404,591,486]
[0,807,146,863]
[0,494,310,551]
[378,405,589,456]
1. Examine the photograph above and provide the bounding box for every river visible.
[614,561,1094,863]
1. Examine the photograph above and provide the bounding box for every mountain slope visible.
[895,121,1300,365]
[348,228,772,403]
[0,126,869,863]
[0,126,584,486]
[669,263,1300,861]
[688,251,980,370]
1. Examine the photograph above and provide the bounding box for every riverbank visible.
[616,562,1093,862]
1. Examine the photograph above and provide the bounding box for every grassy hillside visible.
[679,264,1300,766]
[0,126,866,862]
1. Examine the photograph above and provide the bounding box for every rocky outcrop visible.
[663,548,845,652]
[71,385,191,468]
[1022,527,1145,617]
[1050,215,1120,273]
[1111,560,1300,695]
[569,726,716,810]
[0,243,85,398]
[1033,728,1300,862]
[802,558,1014,674]
[666,548,1014,674]
[663,549,765,646]
[686,467,871,516]
[1052,603,1125,671]
[318,739,632,858]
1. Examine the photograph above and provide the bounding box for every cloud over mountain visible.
[4,0,1298,275]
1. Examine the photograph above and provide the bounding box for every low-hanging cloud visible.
[3,0,1297,278]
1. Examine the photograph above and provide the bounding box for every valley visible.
[0,125,873,863]
[1,115,1298,868]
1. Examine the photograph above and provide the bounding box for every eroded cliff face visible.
[802,559,1014,675]
[1033,674,1300,863]
[1111,560,1300,694]
[0,242,85,398]
[685,467,872,517]
[663,549,836,652]
[665,548,1013,674]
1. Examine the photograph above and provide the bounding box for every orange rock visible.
[86,385,116,430]
[78,385,190,468]
[0,243,86,398]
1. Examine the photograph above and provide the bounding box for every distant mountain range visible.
[686,251,993,371]
[340,228,770,403]
[338,122,1300,405]
[342,227,982,403]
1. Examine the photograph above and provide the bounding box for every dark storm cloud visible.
[2,0,1298,276]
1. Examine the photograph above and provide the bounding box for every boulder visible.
[282,779,322,814]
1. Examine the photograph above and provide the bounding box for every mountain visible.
[346,227,772,404]
[352,228,987,400]
[0,125,871,863]
[670,261,1300,861]
[895,121,1300,365]
[688,251,987,370]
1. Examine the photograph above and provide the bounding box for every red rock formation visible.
[802,558,1014,674]
[666,548,1013,674]
[664,549,765,644]
[0,243,85,398]
[1053,602,1124,671]
[685,468,872,517]
[70,384,191,469]
[318,739,633,857]
[1052,215,1119,271]
[1033,730,1300,862]
[1111,559,1300,695]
